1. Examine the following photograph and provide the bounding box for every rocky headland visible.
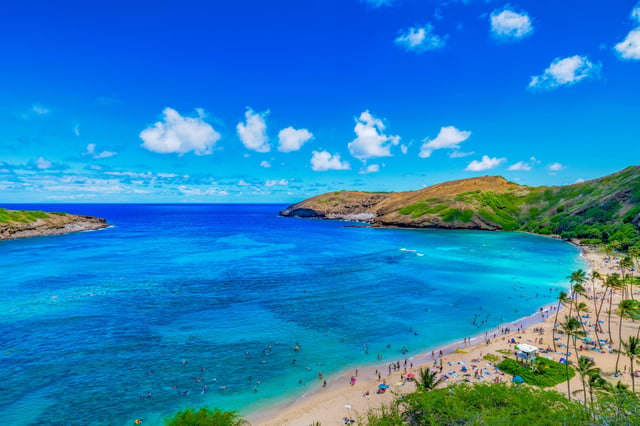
[0,209,108,241]
[280,166,640,243]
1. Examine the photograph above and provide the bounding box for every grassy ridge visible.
[398,166,640,248]
[0,209,51,224]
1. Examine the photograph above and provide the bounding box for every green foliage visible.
[399,383,589,425]
[497,357,575,387]
[482,353,500,363]
[595,388,640,425]
[399,202,449,218]
[164,407,247,426]
[0,209,49,223]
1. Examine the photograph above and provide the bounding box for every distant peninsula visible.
[281,165,640,249]
[0,209,108,241]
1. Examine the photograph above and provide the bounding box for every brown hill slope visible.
[280,166,640,245]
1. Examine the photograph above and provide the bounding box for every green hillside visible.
[398,166,640,248]
[0,209,52,223]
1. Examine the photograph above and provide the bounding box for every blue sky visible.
[1,0,639,203]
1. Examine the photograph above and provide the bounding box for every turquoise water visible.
[0,204,585,425]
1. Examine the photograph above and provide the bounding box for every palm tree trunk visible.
[553,301,561,352]
[565,330,572,400]
[592,278,604,350]
[608,288,615,344]
[631,357,636,393]
[615,309,624,373]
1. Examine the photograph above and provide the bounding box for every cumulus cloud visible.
[348,111,400,161]
[508,160,532,171]
[260,160,271,168]
[278,127,313,152]
[548,162,565,171]
[311,151,351,171]
[419,126,472,158]
[36,157,52,169]
[359,164,380,174]
[84,143,117,159]
[615,29,640,60]
[237,108,270,153]
[529,55,600,90]
[490,8,533,41]
[465,155,506,172]
[395,24,446,52]
[140,107,221,155]
[74,125,80,137]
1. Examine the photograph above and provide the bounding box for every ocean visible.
[0,204,585,425]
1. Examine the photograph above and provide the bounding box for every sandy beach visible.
[249,245,638,425]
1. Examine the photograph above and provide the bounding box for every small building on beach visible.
[515,344,538,365]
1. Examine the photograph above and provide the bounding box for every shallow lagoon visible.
[0,204,585,425]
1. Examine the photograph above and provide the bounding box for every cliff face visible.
[0,212,108,241]
[280,167,640,245]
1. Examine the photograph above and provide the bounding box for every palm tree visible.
[590,271,605,349]
[574,301,590,337]
[560,316,586,401]
[575,356,600,409]
[622,336,640,393]
[553,291,570,352]
[605,274,622,344]
[586,372,608,418]
[615,299,640,373]
[417,367,443,391]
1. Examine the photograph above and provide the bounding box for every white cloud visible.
[73,125,80,137]
[278,127,313,152]
[35,157,52,169]
[490,8,533,41]
[238,179,251,186]
[32,104,50,115]
[140,107,221,155]
[237,108,270,153]
[265,179,289,187]
[449,150,474,158]
[529,55,600,90]
[615,28,640,60]
[311,151,351,171]
[361,0,394,8]
[348,111,400,161]
[84,143,117,159]
[576,178,585,184]
[260,160,271,168]
[395,24,446,52]
[419,126,472,158]
[548,162,565,171]
[359,164,380,174]
[465,155,506,172]
[400,144,409,154]
[634,3,640,23]
[508,161,532,171]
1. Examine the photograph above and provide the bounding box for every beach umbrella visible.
[406,373,415,378]
[512,376,524,384]
[559,358,567,364]
[583,337,593,342]
[378,384,389,389]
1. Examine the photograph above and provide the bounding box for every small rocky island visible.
[0,209,108,241]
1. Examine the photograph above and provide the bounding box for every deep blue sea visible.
[0,204,585,425]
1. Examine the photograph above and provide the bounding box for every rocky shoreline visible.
[0,213,109,241]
